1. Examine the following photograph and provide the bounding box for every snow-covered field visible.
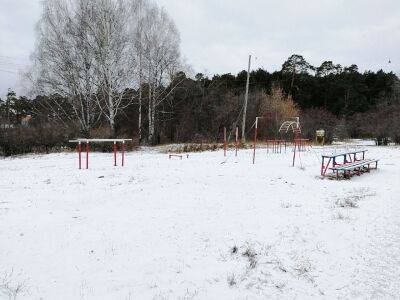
[1,145,400,299]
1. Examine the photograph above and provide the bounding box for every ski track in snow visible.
[0,146,399,299]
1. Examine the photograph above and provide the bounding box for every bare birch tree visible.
[140,4,181,143]
[30,0,100,136]
[30,0,182,140]
[90,0,139,137]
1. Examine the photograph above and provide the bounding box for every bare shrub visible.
[333,211,350,221]
[227,273,237,287]
[336,197,359,208]
[258,86,299,138]
[242,245,258,270]
[0,272,26,300]
[231,245,238,254]
[293,257,312,276]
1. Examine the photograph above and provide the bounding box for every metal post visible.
[253,117,258,164]
[86,141,89,169]
[122,141,125,167]
[292,130,300,167]
[78,141,82,170]
[113,141,117,166]
[292,139,296,167]
[223,127,227,157]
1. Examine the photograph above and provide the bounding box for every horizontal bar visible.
[322,149,367,158]
[69,138,132,143]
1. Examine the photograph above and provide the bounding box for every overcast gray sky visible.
[0,0,399,99]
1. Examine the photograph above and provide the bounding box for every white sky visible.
[0,0,399,99]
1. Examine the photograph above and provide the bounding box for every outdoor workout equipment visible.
[278,117,307,167]
[252,117,263,164]
[296,138,311,152]
[292,128,302,167]
[69,138,132,169]
[279,117,300,134]
[222,126,240,158]
[266,139,287,153]
[223,127,227,157]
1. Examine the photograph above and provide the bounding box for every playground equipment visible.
[252,117,263,164]
[278,117,309,166]
[266,139,287,153]
[69,138,132,169]
[222,126,240,158]
[279,117,300,134]
[223,127,227,157]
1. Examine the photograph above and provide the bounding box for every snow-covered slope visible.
[1,146,399,299]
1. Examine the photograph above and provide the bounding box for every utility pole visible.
[241,55,251,142]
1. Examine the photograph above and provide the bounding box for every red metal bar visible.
[223,127,227,157]
[292,141,296,167]
[78,142,82,170]
[86,142,89,169]
[322,157,332,176]
[122,141,125,167]
[252,118,258,164]
[321,156,324,176]
[113,142,117,166]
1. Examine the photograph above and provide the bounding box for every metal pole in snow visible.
[223,127,227,157]
[122,141,125,167]
[113,141,117,166]
[253,117,259,164]
[86,141,89,169]
[78,141,82,170]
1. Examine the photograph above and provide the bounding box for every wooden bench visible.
[330,158,379,179]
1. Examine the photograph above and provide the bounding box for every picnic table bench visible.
[321,149,378,179]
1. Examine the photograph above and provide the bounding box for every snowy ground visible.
[1,145,400,299]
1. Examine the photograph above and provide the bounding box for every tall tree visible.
[30,0,101,136]
[281,54,313,93]
[140,4,181,143]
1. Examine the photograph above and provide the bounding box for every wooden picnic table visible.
[321,149,367,176]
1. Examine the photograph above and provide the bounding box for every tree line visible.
[1,0,399,155]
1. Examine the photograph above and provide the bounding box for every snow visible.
[1,145,400,299]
